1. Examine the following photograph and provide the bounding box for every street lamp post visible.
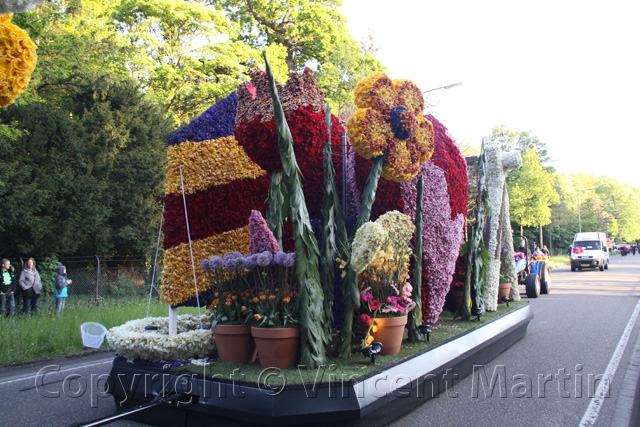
[422,82,463,94]
[578,187,596,233]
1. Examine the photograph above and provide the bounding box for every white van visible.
[571,232,609,271]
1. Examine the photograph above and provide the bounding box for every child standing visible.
[54,265,72,316]
[0,259,16,316]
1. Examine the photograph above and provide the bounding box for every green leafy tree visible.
[314,32,385,111]
[216,0,344,71]
[508,150,559,235]
[113,0,282,126]
[489,125,551,165]
[214,0,383,109]
[0,75,172,259]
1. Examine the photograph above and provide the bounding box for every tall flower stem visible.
[264,52,326,368]
[267,172,286,248]
[320,105,338,339]
[408,174,424,342]
[335,153,386,357]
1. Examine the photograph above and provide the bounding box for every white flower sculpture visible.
[106,315,215,362]
[483,144,522,310]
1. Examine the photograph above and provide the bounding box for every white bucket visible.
[81,322,108,349]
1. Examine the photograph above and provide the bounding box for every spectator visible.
[54,265,72,317]
[19,257,42,315]
[542,245,550,255]
[0,258,16,316]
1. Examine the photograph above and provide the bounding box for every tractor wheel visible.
[525,273,540,298]
[599,263,604,271]
[605,260,609,270]
[539,262,551,294]
[571,265,576,272]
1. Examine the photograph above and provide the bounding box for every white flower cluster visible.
[0,0,46,14]
[106,315,215,362]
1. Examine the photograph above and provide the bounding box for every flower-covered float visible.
[105,57,533,426]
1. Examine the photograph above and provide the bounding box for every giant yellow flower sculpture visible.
[0,14,37,108]
[347,72,434,182]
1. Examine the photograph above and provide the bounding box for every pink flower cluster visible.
[248,210,281,254]
[419,161,465,324]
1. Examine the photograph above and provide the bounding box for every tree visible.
[508,150,559,235]
[113,0,285,126]
[489,125,551,164]
[214,0,383,109]
[314,32,385,112]
[216,0,345,72]
[0,74,173,258]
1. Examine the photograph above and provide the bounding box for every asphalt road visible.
[1,254,639,427]
[390,253,640,427]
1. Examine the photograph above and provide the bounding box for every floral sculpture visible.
[347,72,434,182]
[353,114,468,324]
[161,68,343,307]
[351,211,416,348]
[161,92,271,306]
[0,14,37,108]
[483,144,522,310]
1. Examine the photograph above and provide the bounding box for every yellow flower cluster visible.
[350,222,388,274]
[347,72,434,182]
[160,226,250,305]
[165,136,266,196]
[375,211,414,247]
[0,14,37,108]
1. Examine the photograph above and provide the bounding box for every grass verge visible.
[548,255,569,269]
[0,297,202,365]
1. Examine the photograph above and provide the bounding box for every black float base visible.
[108,304,533,427]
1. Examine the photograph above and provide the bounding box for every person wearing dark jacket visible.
[19,257,42,315]
[1,258,16,316]
[54,265,71,316]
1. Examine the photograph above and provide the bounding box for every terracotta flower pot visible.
[498,282,511,303]
[251,326,300,369]
[359,315,407,355]
[212,324,257,364]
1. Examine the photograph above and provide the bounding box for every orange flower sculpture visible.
[347,72,434,182]
[0,14,36,108]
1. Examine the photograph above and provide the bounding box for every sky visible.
[340,0,640,189]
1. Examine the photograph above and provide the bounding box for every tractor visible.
[513,235,551,298]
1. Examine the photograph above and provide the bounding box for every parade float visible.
[104,55,533,426]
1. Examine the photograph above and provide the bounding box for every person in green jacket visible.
[1,259,16,316]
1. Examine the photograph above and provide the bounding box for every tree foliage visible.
[0,76,172,258]
[489,125,551,165]
[507,150,559,233]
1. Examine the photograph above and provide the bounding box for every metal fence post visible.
[95,255,100,301]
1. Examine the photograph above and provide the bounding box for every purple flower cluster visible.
[168,92,238,146]
[420,161,465,324]
[200,251,296,271]
[248,210,281,254]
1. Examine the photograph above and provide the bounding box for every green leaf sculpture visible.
[264,51,326,368]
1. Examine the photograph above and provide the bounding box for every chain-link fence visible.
[6,255,163,306]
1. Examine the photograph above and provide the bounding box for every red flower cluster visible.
[163,175,270,249]
[426,115,468,221]
[234,68,344,218]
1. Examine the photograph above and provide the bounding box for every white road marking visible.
[0,359,113,387]
[579,298,640,426]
